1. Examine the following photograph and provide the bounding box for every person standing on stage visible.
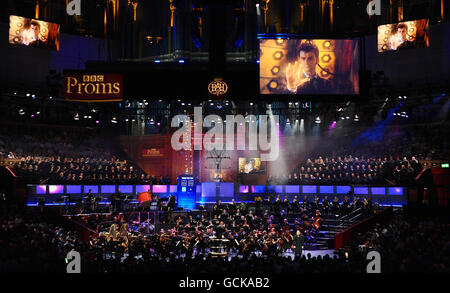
[293,230,305,258]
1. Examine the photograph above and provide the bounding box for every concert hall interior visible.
[0,0,449,276]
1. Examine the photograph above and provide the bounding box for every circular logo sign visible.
[208,78,228,96]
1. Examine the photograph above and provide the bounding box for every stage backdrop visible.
[120,133,323,185]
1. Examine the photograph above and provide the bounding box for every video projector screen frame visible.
[9,15,60,51]
[377,19,430,53]
[258,35,361,100]
[238,158,266,174]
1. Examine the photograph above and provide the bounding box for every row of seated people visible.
[7,155,171,185]
[212,195,376,219]
[268,154,423,186]
[0,124,170,184]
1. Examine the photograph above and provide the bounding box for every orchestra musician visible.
[111,188,123,212]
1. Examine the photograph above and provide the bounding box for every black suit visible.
[293,235,305,257]
[294,76,332,94]
[397,40,415,50]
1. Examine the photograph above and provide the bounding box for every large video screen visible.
[377,19,429,52]
[259,39,359,95]
[238,158,265,174]
[9,15,60,51]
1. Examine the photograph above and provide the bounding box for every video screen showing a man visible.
[377,19,429,52]
[259,39,360,95]
[238,158,264,174]
[9,15,60,51]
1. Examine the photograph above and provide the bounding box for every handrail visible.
[334,207,393,250]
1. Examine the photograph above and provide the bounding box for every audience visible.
[0,125,170,185]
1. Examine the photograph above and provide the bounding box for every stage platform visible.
[26,183,408,209]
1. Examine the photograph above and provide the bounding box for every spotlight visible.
[256,60,260,64]
[95,120,100,124]
[315,116,321,124]
[154,60,161,63]
[36,111,40,115]
[250,102,254,106]
[111,117,118,123]
[178,59,185,63]
[74,113,80,120]
[354,114,359,122]
[18,109,25,115]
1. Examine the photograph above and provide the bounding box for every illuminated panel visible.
[66,185,82,194]
[371,187,386,195]
[152,185,167,193]
[354,187,369,195]
[285,185,300,193]
[219,183,234,198]
[83,185,99,194]
[136,185,151,193]
[239,185,249,193]
[170,185,177,193]
[319,186,334,194]
[200,183,216,202]
[117,185,133,193]
[336,186,351,194]
[302,185,317,194]
[388,187,404,196]
[251,185,266,193]
[36,185,47,195]
[268,185,283,193]
[48,185,64,194]
[101,185,116,194]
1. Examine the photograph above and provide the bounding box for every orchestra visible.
[85,194,370,259]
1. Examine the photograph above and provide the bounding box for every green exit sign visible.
[442,163,449,168]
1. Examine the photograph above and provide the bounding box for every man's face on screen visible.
[31,24,40,38]
[397,27,407,41]
[299,51,317,75]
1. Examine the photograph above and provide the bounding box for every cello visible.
[312,210,322,230]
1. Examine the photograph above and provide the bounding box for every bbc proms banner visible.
[63,73,123,102]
